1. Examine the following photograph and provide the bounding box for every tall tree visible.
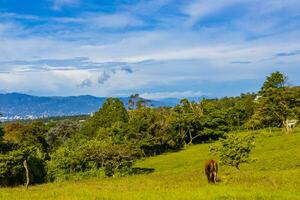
[248,72,300,132]
[260,71,287,93]
[128,94,149,110]
[128,94,139,110]
[83,98,129,136]
[46,119,81,151]
[170,99,203,145]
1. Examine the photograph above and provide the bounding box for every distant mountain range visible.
[0,93,208,120]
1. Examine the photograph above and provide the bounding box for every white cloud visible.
[43,12,144,29]
[52,0,80,10]
[86,13,144,28]
[140,91,205,100]
[123,0,171,15]
[252,0,300,16]
[0,1,300,97]
[0,12,39,20]
[0,24,299,96]
[183,0,245,26]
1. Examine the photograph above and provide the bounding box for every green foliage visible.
[2,128,300,199]
[47,138,139,181]
[246,72,299,131]
[0,71,299,188]
[210,133,255,169]
[92,97,128,128]
[248,86,300,130]
[0,146,46,186]
[3,122,49,155]
[0,125,3,140]
[128,107,180,155]
[0,120,8,154]
[46,119,81,151]
[260,71,287,92]
[0,121,15,154]
[169,99,203,145]
[82,98,128,136]
[200,95,255,139]
[128,94,148,110]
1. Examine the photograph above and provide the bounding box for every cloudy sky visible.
[0,0,299,99]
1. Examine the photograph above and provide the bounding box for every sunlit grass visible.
[1,128,300,199]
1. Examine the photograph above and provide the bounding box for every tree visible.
[3,122,49,155]
[201,98,234,140]
[0,121,49,186]
[95,98,129,128]
[249,77,300,132]
[169,99,203,145]
[128,94,149,110]
[210,133,255,170]
[3,123,25,143]
[128,94,139,110]
[79,140,139,177]
[0,116,12,154]
[260,88,295,131]
[46,119,81,151]
[0,146,47,186]
[228,93,256,130]
[247,72,300,132]
[127,107,179,156]
[260,71,287,93]
[47,138,139,180]
[83,98,129,136]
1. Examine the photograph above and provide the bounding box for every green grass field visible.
[1,128,300,200]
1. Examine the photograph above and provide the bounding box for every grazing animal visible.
[205,160,218,183]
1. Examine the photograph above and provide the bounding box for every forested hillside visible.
[0,72,299,189]
[0,93,181,120]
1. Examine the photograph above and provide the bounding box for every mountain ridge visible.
[0,93,207,120]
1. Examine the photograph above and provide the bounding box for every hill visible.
[0,93,203,120]
[0,128,300,199]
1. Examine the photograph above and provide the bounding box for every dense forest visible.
[0,71,299,187]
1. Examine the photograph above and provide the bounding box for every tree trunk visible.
[283,120,292,134]
[23,159,29,190]
[180,128,187,147]
[188,129,193,145]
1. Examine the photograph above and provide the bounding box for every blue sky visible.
[0,0,299,99]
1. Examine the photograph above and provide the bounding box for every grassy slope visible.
[1,128,300,200]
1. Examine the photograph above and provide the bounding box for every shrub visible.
[210,133,255,169]
[47,138,140,181]
[0,146,46,186]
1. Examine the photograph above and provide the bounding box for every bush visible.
[47,138,140,181]
[46,119,81,151]
[0,146,46,186]
[210,133,255,169]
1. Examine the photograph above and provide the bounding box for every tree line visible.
[0,71,299,186]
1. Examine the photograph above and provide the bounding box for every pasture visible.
[1,128,300,200]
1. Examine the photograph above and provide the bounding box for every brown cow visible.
[205,160,218,183]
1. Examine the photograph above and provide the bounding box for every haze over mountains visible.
[0,93,206,120]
